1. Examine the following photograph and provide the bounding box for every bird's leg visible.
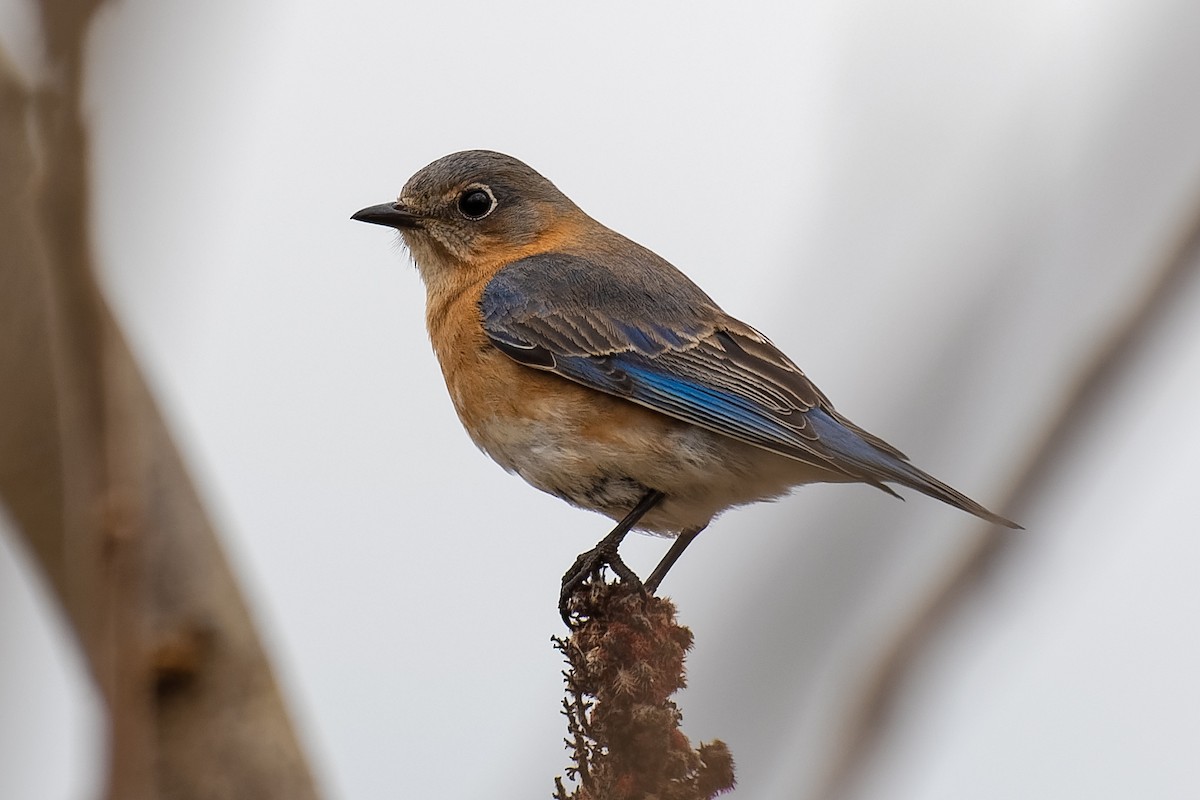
[644,525,706,594]
[559,489,664,624]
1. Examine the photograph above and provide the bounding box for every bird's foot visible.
[559,542,644,626]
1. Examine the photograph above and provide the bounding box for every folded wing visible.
[480,253,1018,527]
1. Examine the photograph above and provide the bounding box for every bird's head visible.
[353,150,584,288]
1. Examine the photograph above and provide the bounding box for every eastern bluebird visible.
[353,150,1019,619]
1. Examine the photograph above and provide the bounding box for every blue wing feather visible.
[481,253,861,473]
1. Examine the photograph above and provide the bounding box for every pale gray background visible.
[2,1,1198,798]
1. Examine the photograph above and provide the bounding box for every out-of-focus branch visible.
[817,187,1200,800]
[554,574,735,800]
[0,6,321,799]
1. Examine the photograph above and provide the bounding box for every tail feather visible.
[878,456,1022,529]
[807,408,1021,529]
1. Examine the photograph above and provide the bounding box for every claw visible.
[559,543,646,625]
[557,490,664,626]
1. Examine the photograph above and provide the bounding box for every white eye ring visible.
[457,184,497,220]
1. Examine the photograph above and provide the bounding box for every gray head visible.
[352,150,584,277]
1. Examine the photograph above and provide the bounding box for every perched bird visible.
[353,150,1019,618]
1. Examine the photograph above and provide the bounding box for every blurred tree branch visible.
[0,5,321,799]
[818,185,1200,799]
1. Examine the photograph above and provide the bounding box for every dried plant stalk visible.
[554,574,735,800]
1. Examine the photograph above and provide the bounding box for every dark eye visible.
[457,186,496,219]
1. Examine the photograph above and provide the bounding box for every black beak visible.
[351,202,424,229]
